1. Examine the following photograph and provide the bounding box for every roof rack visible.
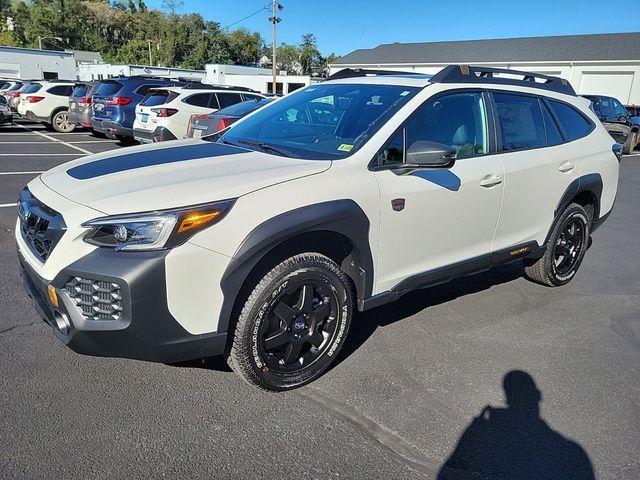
[430,65,576,96]
[326,68,423,81]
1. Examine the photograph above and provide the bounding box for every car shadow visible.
[437,370,594,480]
[335,261,526,368]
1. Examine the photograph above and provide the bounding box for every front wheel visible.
[229,253,353,391]
[51,110,75,133]
[524,203,590,286]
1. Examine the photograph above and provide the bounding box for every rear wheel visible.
[51,110,75,133]
[229,253,353,391]
[524,203,590,286]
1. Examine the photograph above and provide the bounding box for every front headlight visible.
[82,199,235,251]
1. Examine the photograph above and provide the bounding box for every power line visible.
[224,3,271,30]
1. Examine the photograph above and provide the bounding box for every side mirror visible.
[406,140,457,168]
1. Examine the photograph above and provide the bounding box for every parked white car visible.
[133,84,264,142]
[17,65,620,391]
[17,80,75,132]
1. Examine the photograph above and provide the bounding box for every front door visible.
[373,91,504,293]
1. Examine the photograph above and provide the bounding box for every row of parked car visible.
[0,76,273,142]
[1,76,639,152]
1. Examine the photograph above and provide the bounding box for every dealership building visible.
[329,32,640,104]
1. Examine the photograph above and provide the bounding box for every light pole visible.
[38,36,63,50]
[147,40,153,66]
[269,1,283,94]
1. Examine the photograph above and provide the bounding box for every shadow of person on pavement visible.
[438,370,594,480]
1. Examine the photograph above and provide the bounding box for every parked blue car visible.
[92,76,181,142]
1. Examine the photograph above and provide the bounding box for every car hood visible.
[40,139,331,214]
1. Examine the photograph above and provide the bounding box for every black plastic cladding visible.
[218,200,374,333]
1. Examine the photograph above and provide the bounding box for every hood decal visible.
[67,142,245,180]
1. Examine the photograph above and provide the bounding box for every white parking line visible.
[13,123,93,155]
[0,171,44,175]
[0,203,17,208]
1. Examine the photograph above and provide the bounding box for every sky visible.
[144,0,639,56]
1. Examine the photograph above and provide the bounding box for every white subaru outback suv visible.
[133,83,264,142]
[17,80,76,132]
[16,65,620,391]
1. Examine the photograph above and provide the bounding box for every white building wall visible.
[77,63,204,81]
[0,47,76,80]
[329,61,640,104]
[205,64,314,94]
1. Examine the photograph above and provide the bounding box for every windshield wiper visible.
[236,138,300,158]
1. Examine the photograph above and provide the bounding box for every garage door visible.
[579,72,634,104]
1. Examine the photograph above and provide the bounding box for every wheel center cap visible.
[292,318,307,333]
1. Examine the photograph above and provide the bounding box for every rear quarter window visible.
[72,85,89,97]
[95,81,123,97]
[47,85,74,96]
[548,100,593,141]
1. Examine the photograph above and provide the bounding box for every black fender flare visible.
[217,199,374,335]
[545,173,603,244]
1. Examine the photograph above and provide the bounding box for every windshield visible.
[217,83,419,159]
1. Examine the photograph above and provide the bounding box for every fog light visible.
[47,284,58,308]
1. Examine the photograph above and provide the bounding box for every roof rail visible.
[430,65,576,96]
[180,82,259,93]
[326,68,423,81]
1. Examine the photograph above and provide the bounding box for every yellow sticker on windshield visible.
[338,144,354,152]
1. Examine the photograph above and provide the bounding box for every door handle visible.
[480,174,503,188]
[558,161,575,173]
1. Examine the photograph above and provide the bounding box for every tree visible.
[299,33,323,76]
[276,43,301,74]
[226,28,263,65]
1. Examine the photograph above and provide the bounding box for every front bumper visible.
[18,247,227,363]
[92,118,133,139]
[134,126,177,143]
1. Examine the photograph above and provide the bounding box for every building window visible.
[287,83,305,93]
[267,82,283,95]
[43,71,58,80]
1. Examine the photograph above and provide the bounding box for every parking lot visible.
[1,119,639,479]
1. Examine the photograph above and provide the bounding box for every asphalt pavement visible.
[1,119,639,479]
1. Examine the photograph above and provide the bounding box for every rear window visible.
[0,96,6,105]
[217,98,271,116]
[95,81,123,97]
[548,100,593,141]
[22,83,42,94]
[8,83,23,91]
[47,85,74,96]
[72,85,89,98]
[141,90,178,107]
[135,84,161,97]
[0,83,9,90]
[216,92,243,108]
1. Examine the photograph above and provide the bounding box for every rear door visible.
[135,89,177,132]
[491,92,584,250]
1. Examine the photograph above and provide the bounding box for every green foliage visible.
[0,1,333,75]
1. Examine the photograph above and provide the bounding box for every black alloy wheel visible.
[553,217,587,278]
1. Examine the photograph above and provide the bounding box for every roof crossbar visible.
[430,65,576,96]
[326,68,422,81]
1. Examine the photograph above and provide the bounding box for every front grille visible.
[18,189,65,262]
[64,277,123,321]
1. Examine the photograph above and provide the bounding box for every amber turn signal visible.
[47,284,59,308]
[177,211,220,233]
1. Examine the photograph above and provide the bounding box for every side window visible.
[405,92,488,159]
[540,101,563,145]
[611,98,628,118]
[548,100,592,141]
[598,98,614,117]
[217,92,243,108]
[242,94,261,101]
[184,93,210,108]
[378,129,405,165]
[493,93,545,151]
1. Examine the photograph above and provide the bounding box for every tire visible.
[51,110,75,133]
[229,253,353,391]
[524,203,590,287]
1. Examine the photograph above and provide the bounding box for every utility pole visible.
[147,40,153,66]
[269,1,283,94]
